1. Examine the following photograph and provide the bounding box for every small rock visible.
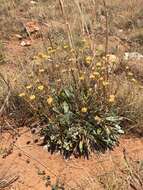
[25,21,40,33]
[30,1,37,5]
[15,34,23,39]
[21,40,31,47]
[124,52,143,61]
[43,145,48,150]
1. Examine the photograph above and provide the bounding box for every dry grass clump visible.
[98,152,143,190]
[0,175,19,189]
[0,41,6,65]
[11,44,124,157]
[115,75,143,136]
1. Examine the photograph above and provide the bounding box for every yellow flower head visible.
[36,79,40,83]
[109,95,115,103]
[35,61,41,66]
[38,85,44,91]
[61,69,66,73]
[96,62,102,67]
[47,47,52,51]
[79,48,83,52]
[33,55,38,60]
[13,78,17,82]
[38,53,43,58]
[69,58,75,62]
[43,55,50,59]
[128,72,133,76]
[107,54,118,64]
[95,116,102,124]
[93,71,100,76]
[79,75,85,81]
[48,49,56,54]
[70,48,75,53]
[102,81,109,86]
[89,74,95,79]
[63,45,69,49]
[81,107,87,113]
[81,38,86,43]
[99,77,104,81]
[55,64,60,68]
[28,73,33,78]
[85,56,93,65]
[47,96,53,105]
[38,53,49,59]
[57,79,61,83]
[39,69,45,73]
[19,93,26,97]
[30,95,36,100]
[131,78,137,83]
[91,66,95,70]
[26,85,32,89]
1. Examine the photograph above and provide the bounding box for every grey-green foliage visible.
[42,86,124,158]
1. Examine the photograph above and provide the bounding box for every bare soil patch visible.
[0,129,143,190]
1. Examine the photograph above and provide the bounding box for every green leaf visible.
[52,107,60,114]
[118,129,124,134]
[63,101,69,113]
[63,142,70,150]
[97,128,102,135]
[115,124,124,134]
[64,88,73,98]
[79,141,83,153]
[106,116,123,122]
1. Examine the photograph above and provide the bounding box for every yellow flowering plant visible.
[41,79,124,158]
[15,44,124,158]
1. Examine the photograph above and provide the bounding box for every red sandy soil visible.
[0,128,143,190]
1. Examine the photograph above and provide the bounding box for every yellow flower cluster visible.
[63,45,69,49]
[47,47,56,54]
[39,69,45,73]
[81,107,87,113]
[108,95,115,103]
[38,53,50,60]
[26,85,32,89]
[30,95,36,100]
[79,75,85,81]
[47,96,53,105]
[37,85,44,91]
[102,81,109,86]
[19,93,26,97]
[89,71,100,80]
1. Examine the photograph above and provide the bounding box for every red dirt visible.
[0,129,143,190]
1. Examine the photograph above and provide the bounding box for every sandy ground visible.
[0,128,143,190]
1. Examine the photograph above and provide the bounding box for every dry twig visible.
[0,73,11,117]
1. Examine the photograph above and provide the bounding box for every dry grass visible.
[98,152,143,190]
[0,0,143,189]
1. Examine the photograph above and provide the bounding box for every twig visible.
[103,0,109,57]
[4,120,20,136]
[58,0,73,49]
[0,73,11,117]
[14,144,57,177]
[22,22,32,40]
[0,175,19,189]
